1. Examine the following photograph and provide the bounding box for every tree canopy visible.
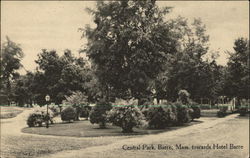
[224,38,249,100]
[0,37,24,105]
[82,1,178,102]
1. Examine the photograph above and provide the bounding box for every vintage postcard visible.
[1,1,249,158]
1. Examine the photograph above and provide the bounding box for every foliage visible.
[27,113,44,127]
[33,49,91,105]
[173,102,191,124]
[49,105,61,116]
[238,106,248,116]
[223,38,249,101]
[178,90,190,104]
[80,105,92,118]
[143,106,177,129]
[63,91,88,106]
[82,1,178,101]
[89,100,112,128]
[189,104,201,120]
[27,107,54,127]
[0,37,24,105]
[63,91,88,120]
[217,106,228,117]
[13,72,34,106]
[113,98,138,107]
[154,17,223,103]
[34,106,55,118]
[61,106,77,122]
[107,105,145,133]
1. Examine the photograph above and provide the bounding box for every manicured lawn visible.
[1,134,127,158]
[201,109,219,117]
[22,119,202,137]
[201,109,233,117]
[0,106,24,119]
[83,115,249,158]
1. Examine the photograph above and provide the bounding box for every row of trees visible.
[1,1,249,106]
[1,48,104,106]
[82,1,249,105]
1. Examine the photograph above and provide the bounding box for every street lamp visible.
[45,95,50,128]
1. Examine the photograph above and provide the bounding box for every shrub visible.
[239,106,248,116]
[89,100,112,128]
[174,102,191,124]
[141,100,154,109]
[217,106,227,117]
[61,106,77,122]
[49,105,60,116]
[189,104,201,120]
[178,90,190,105]
[63,91,88,121]
[27,107,54,127]
[27,113,44,127]
[80,105,92,119]
[107,105,145,133]
[144,106,177,129]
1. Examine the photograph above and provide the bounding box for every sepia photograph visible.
[0,0,249,158]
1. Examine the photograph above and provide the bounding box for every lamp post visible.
[45,95,50,128]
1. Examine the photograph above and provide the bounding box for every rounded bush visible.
[239,107,248,116]
[144,106,176,129]
[27,113,44,127]
[107,105,145,133]
[80,106,92,118]
[189,105,201,120]
[61,106,77,122]
[27,107,54,127]
[178,90,190,105]
[89,102,112,128]
[174,102,191,124]
[49,105,60,117]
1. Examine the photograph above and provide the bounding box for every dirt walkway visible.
[0,109,128,158]
[40,114,249,158]
[1,110,248,158]
[1,109,32,135]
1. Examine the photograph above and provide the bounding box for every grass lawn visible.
[0,106,24,119]
[1,134,127,158]
[22,119,202,137]
[87,115,249,158]
[201,109,234,117]
[201,109,219,117]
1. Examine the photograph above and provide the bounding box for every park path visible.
[1,109,249,158]
[1,109,109,140]
[1,109,32,136]
[40,114,249,158]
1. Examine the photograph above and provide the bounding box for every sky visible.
[1,1,249,74]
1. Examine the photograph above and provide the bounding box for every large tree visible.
[13,72,34,106]
[224,38,249,103]
[82,1,178,103]
[33,49,90,105]
[154,17,221,102]
[0,37,24,105]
